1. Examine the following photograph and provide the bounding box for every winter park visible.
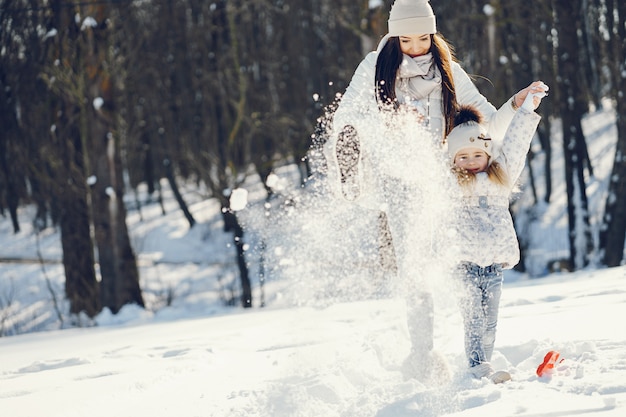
[2,1,626,417]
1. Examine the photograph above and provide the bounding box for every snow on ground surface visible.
[1,265,625,416]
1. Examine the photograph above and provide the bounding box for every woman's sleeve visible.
[453,63,517,143]
[322,52,381,209]
[331,52,378,131]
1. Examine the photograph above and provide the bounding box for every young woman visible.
[447,88,546,383]
[324,0,544,382]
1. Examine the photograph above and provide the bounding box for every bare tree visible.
[44,0,103,317]
[0,1,30,234]
[80,1,144,313]
[552,0,594,269]
[599,0,626,267]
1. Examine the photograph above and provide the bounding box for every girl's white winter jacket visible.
[453,108,541,268]
[324,36,518,208]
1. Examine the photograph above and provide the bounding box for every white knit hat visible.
[388,0,437,36]
[446,106,493,159]
[447,125,493,159]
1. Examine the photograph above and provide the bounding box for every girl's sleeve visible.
[498,108,541,183]
[453,63,517,143]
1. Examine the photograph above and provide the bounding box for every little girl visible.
[446,84,547,383]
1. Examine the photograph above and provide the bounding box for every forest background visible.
[1,0,626,323]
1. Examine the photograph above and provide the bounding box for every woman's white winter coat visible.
[323,36,518,209]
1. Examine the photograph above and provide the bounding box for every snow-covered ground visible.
[1,102,625,416]
[1,265,625,416]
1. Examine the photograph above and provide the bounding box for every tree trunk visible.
[0,134,20,234]
[82,2,144,313]
[223,209,252,308]
[163,157,196,228]
[45,0,102,317]
[90,132,144,313]
[599,0,626,266]
[0,76,21,234]
[537,120,553,203]
[57,114,101,318]
[601,107,626,266]
[553,0,594,269]
[142,131,156,196]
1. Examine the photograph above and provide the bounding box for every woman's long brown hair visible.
[375,33,459,137]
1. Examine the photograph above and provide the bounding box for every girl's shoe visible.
[488,370,512,384]
[471,362,511,384]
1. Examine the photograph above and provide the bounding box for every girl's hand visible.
[514,81,549,110]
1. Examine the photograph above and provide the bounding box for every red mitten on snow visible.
[536,350,562,377]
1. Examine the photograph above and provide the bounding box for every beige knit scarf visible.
[396,52,442,101]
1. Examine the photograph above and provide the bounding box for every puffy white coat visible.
[454,108,541,268]
[324,36,518,209]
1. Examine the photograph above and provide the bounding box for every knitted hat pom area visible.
[446,105,493,160]
[454,105,483,126]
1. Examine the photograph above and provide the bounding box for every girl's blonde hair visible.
[453,160,510,187]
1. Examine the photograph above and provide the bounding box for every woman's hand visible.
[514,81,549,110]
